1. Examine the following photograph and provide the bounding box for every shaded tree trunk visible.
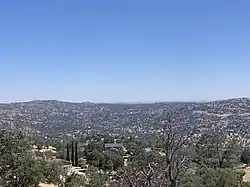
[66,143,70,161]
[71,141,75,166]
[170,180,177,187]
[75,141,78,167]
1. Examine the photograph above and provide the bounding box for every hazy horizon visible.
[1,1,250,103]
[1,97,249,105]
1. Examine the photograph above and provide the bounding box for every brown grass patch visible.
[39,183,56,187]
[243,167,250,182]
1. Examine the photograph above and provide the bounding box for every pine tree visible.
[66,143,70,161]
[75,141,78,167]
[71,141,75,166]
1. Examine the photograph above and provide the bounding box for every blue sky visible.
[1,0,250,103]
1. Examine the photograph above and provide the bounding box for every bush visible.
[241,149,250,165]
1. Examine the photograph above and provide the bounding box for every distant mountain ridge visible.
[2,97,249,105]
[0,98,250,138]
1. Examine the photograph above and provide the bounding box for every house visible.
[104,143,125,152]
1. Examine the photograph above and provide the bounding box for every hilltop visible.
[0,98,250,138]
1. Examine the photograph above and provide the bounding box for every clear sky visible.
[1,1,250,103]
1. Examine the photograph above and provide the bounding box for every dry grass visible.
[236,164,250,182]
[39,183,56,187]
[243,167,250,182]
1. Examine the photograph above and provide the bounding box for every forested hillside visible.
[0,98,250,140]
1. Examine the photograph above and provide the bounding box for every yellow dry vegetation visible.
[243,167,250,182]
[39,183,56,187]
[236,165,250,182]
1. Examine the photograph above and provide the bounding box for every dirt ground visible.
[39,183,56,187]
[243,167,250,182]
[236,164,250,182]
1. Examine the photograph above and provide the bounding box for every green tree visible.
[38,159,64,185]
[0,130,42,187]
[123,136,146,156]
[84,141,104,168]
[86,167,107,187]
[112,153,124,171]
[71,141,75,166]
[84,148,103,168]
[182,167,248,187]
[61,173,87,187]
[12,156,43,187]
[75,142,78,167]
[100,151,124,171]
[102,156,113,171]
[241,149,250,166]
[66,143,70,161]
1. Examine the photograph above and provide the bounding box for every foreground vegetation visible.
[1,116,250,186]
